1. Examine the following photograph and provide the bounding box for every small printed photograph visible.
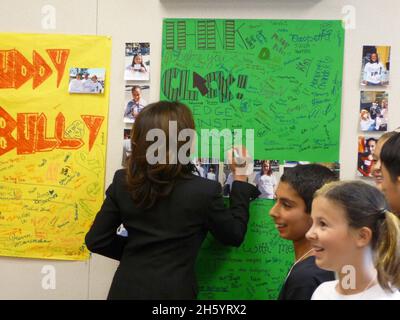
[122,129,132,167]
[283,161,340,179]
[359,91,388,132]
[357,135,378,177]
[124,42,150,81]
[222,159,280,199]
[251,160,280,199]
[123,84,150,123]
[68,68,105,94]
[193,158,219,182]
[360,45,390,86]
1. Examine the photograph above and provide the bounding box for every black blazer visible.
[85,169,260,300]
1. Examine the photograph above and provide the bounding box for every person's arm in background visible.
[85,171,127,260]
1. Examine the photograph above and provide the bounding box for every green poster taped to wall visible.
[160,19,344,162]
[160,19,344,299]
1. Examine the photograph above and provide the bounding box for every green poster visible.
[196,201,294,300]
[160,19,344,162]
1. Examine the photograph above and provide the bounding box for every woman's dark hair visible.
[380,133,400,182]
[316,180,400,291]
[126,101,196,209]
[260,160,272,176]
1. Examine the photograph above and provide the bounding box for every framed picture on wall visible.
[360,45,391,86]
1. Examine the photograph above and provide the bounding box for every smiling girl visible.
[307,181,400,299]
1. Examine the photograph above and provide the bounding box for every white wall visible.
[0,0,399,299]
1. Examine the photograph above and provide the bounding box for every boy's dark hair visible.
[380,132,400,182]
[280,164,338,213]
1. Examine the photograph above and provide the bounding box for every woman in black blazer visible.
[85,101,260,299]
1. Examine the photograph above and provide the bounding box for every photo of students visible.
[359,91,388,132]
[380,132,400,216]
[253,160,279,199]
[269,164,337,300]
[307,181,400,299]
[68,67,105,94]
[123,85,148,123]
[357,136,378,177]
[360,46,390,86]
[124,42,150,81]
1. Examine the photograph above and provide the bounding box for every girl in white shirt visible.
[362,53,386,86]
[306,180,400,300]
[255,160,277,199]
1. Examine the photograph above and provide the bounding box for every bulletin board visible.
[0,33,111,260]
[161,19,344,299]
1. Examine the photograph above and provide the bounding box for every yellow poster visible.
[0,33,111,260]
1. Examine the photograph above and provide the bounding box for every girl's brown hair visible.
[126,101,196,209]
[315,180,400,291]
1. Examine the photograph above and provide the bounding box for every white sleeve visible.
[311,284,323,300]
[363,63,370,81]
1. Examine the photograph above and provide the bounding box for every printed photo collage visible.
[358,45,392,178]
[122,42,150,166]
[193,159,340,200]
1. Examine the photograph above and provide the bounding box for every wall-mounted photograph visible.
[124,42,150,81]
[357,135,378,177]
[360,45,390,86]
[359,91,388,132]
[123,84,150,123]
[68,68,105,94]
